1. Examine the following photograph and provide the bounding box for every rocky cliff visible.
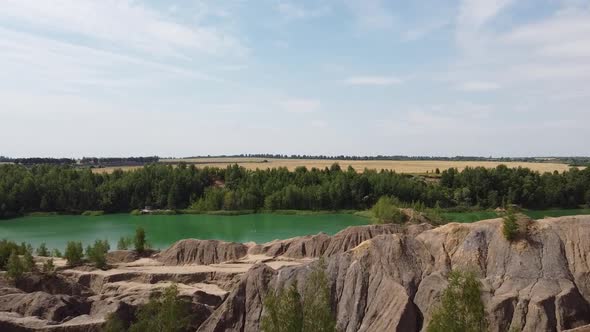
[199,216,590,332]
[2,216,590,332]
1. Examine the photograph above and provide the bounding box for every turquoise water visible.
[0,213,368,251]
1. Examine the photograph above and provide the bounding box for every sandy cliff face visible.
[2,216,590,332]
[199,216,590,332]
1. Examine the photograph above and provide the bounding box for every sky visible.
[1,0,589,158]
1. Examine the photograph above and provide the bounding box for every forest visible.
[0,163,589,218]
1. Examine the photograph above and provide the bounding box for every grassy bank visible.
[442,208,590,223]
[177,209,359,216]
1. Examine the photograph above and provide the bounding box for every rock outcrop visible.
[4,215,590,332]
[157,239,249,265]
[201,216,590,332]
[248,223,432,259]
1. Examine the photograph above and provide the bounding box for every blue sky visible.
[1,0,589,157]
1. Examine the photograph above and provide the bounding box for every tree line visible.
[182,154,590,163]
[1,163,589,218]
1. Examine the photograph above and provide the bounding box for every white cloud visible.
[279,98,321,113]
[310,120,327,128]
[0,0,246,57]
[344,0,394,30]
[343,76,403,86]
[456,0,515,49]
[0,27,218,95]
[276,1,330,20]
[456,81,500,92]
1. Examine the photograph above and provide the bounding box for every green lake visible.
[0,213,369,251]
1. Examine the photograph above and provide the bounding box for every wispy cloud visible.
[456,0,515,49]
[0,0,246,57]
[344,0,394,30]
[456,81,500,92]
[280,98,321,113]
[343,76,403,86]
[276,1,330,20]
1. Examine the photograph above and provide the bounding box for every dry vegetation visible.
[91,157,577,174]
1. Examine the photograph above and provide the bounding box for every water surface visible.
[0,213,368,251]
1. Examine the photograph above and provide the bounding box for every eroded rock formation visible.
[2,215,590,332]
[199,216,590,332]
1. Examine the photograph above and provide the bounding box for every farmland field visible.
[91,158,578,174]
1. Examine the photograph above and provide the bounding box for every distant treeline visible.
[3,155,590,166]
[1,163,589,218]
[79,156,159,166]
[0,156,159,166]
[2,158,77,165]
[184,154,590,164]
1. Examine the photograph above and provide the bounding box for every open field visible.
[164,158,577,173]
[90,165,144,174]
[90,158,578,174]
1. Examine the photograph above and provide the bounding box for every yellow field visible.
[91,158,577,174]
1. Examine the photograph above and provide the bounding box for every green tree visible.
[134,227,146,253]
[102,312,127,332]
[128,284,193,332]
[0,239,21,269]
[65,241,84,267]
[261,282,304,332]
[260,259,336,332]
[23,249,35,271]
[51,248,63,258]
[427,270,488,332]
[42,258,56,274]
[86,239,110,269]
[302,259,336,332]
[117,236,132,250]
[371,196,405,224]
[502,210,519,241]
[6,250,24,281]
[36,243,49,257]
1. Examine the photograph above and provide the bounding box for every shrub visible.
[371,196,405,224]
[103,312,128,332]
[23,249,35,271]
[36,243,49,257]
[261,282,303,332]
[302,259,336,332]
[51,248,63,258]
[128,284,193,332]
[42,258,55,274]
[20,242,33,256]
[64,241,84,267]
[117,236,133,250]
[134,227,146,253]
[86,239,110,269]
[0,239,21,270]
[427,270,487,332]
[261,259,336,332]
[502,210,519,241]
[6,250,24,281]
[81,210,105,216]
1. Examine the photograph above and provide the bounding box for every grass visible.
[524,208,590,219]
[81,210,105,216]
[26,211,60,217]
[441,211,500,223]
[92,158,578,174]
[177,209,358,216]
[442,208,590,223]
